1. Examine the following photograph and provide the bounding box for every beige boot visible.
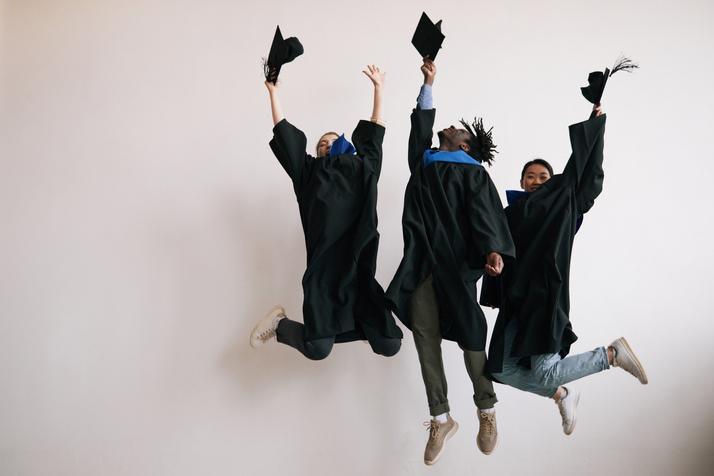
[476,410,498,454]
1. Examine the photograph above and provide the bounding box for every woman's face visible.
[316,133,339,158]
[520,164,552,192]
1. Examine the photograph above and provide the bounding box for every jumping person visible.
[387,58,515,464]
[481,102,648,436]
[249,56,402,359]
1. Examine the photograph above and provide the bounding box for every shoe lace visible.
[257,328,276,341]
[479,412,495,436]
[423,420,440,440]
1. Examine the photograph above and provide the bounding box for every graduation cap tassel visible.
[610,55,639,76]
[460,117,497,166]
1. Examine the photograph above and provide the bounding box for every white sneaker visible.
[249,305,286,348]
[609,337,648,384]
[556,387,580,435]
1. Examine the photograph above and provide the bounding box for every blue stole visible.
[423,149,481,167]
[329,134,357,157]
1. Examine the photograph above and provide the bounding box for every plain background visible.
[2,0,714,475]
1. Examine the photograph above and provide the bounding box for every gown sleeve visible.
[408,108,436,173]
[561,114,607,214]
[351,120,386,177]
[269,119,310,187]
[479,274,502,308]
[466,168,516,263]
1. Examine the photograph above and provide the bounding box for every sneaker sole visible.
[425,421,459,466]
[249,305,285,348]
[564,392,580,436]
[615,337,648,384]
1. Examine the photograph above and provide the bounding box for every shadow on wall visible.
[215,184,420,468]
[216,185,335,397]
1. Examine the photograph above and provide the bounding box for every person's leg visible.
[462,348,498,454]
[410,275,450,417]
[530,347,610,391]
[362,325,401,357]
[410,275,457,465]
[462,349,497,410]
[275,318,335,360]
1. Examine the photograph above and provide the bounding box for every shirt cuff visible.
[417,84,434,110]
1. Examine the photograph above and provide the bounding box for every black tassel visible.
[610,55,639,76]
[460,117,497,166]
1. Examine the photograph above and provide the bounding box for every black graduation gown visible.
[482,114,606,373]
[269,119,403,343]
[386,108,515,351]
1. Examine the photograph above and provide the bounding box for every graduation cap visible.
[263,26,304,84]
[581,56,639,106]
[411,12,445,60]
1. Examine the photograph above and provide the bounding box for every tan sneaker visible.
[609,337,648,384]
[249,305,286,348]
[476,410,498,455]
[423,416,459,465]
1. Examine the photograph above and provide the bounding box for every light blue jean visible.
[492,319,610,397]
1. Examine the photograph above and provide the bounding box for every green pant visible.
[410,275,497,416]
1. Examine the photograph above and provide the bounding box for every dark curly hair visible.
[459,117,497,166]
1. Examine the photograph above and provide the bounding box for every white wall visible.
[2,0,713,474]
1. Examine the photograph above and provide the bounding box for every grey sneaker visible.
[476,410,498,455]
[556,387,580,435]
[249,305,286,348]
[423,416,459,465]
[609,337,648,384]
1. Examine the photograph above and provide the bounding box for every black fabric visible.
[269,119,403,347]
[482,114,607,374]
[276,318,336,361]
[387,108,515,351]
[276,318,400,360]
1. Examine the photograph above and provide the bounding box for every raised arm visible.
[265,80,284,126]
[407,59,437,172]
[362,64,385,125]
[353,65,387,174]
[562,103,607,214]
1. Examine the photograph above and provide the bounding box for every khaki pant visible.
[410,275,497,416]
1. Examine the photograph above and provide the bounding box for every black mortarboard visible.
[411,12,445,60]
[581,56,639,106]
[264,26,304,84]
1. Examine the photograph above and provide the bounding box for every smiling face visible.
[315,132,339,158]
[437,126,471,153]
[521,163,552,192]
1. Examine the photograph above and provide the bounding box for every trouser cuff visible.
[429,401,450,416]
[474,395,498,410]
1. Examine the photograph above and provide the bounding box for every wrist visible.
[424,78,434,86]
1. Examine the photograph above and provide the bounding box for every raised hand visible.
[362,64,386,89]
[421,58,436,86]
